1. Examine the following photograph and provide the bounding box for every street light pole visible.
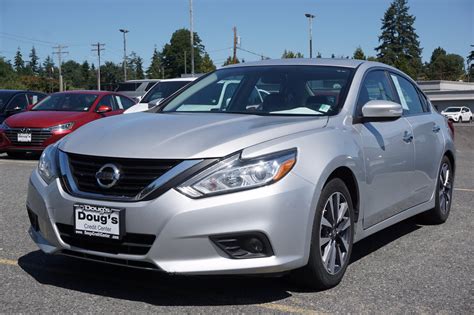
[305,13,315,58]
[189,0,195,76]
[119,29,129,81]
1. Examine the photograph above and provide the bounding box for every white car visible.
[124,78,196,114]
[441,106,472,122]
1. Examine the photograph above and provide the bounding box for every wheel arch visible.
[324,166,360,223]
[444,149,455,175]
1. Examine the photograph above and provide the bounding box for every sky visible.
[0,0,473,69]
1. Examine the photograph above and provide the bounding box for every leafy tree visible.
[281,50,304,58]
[128,52,145,80]
[0,57,24,89]
[61,60,82,89]
[81,61,93,89]
[426,47,465,80]
[14,48,25,74]
[367,56,378,61]
[223,56,240,66]
[199,53,216,73]
[100,61,122,90]
[134,56,145,79]
[376,0,423,79]
[467,49,474,82]
[161,29,205,78]
[353,47,366,60]
[29,46,40,75]
[147,48,163,79]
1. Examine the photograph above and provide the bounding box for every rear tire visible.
[419,156,453,224]
[291,178,354,290]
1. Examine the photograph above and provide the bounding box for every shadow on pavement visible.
[18,217,423,305]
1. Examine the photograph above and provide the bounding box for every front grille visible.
[60,250,160,270]
[56,223,156,255]
[4,128,52,146]
[67,153,182,198]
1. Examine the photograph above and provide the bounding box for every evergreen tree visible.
[331,53,335,58]
[81,61,91,88]
[135,56,145,79]
[14,48,25,74]
[281,50,304,58]
[353,47,366,60]
[147,48,163,79]
[426,47,465,81]
[376,0,422,79]
[160,29,205,78]
[316,52,322,58]
[199,53,216,73]
[29,46,40,75]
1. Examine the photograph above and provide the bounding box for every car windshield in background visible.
[0,92,15,111]
[32,93,98,112]
[116,82,140,92]
[141,81,190,103]
[444,107,461,112]
[161,66,354,116]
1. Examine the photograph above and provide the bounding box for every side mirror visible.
[361,100,402,121]
[5,106,23,115]
[147,98,163,109]
[97,105,112,113]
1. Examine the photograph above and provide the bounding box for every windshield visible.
[0,92,15,111]
[32,93,98,112]
[160,66,354,116]
[444,107,460,113]
[141,81,191,103]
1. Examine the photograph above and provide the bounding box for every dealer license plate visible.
[17,133,32,142]
[74,204,125,240]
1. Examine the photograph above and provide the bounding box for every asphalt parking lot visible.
[0,125,473,314]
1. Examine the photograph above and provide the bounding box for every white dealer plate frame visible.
[17,133,32,142]
[73,204,125,240]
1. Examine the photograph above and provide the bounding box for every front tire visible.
[420,156,453,224]
[292,178,354,290]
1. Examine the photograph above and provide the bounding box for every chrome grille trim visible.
[58,150,203,202]
[4,127,52,146]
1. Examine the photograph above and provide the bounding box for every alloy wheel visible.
[319,192,352,275]
[439,162,452,214]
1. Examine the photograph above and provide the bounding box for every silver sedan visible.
[26,59,455,289]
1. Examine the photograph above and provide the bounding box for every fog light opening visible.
[210,232,273,259]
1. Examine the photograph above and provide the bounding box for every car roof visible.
[159,77,197,82]
[52,90,118,96]
[222,58,386,69]
[0,89,44,94]
[123,79,161,83]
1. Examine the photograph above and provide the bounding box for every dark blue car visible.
[0,90,47,123]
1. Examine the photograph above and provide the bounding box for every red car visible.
[0,91,135,157]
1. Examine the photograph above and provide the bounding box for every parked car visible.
[124,78,197,113]
[441,106,472,122]
[0,90,134,157]
[0,90,47,123]
[26,59,455,290]
[115,79,161,100]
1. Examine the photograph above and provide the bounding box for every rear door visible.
[356,70,416,228]
[390,73,444,205]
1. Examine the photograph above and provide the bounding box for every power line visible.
[0,32,58,45]
[91,42,105,90]
[53,45,68,92]
[237,47,270,60]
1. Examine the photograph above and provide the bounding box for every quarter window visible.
[390,74,424,115]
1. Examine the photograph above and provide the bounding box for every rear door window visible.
[390,74,424,115]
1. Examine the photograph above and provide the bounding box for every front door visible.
[355,70,416,228]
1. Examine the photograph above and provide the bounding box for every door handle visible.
[432,125,441,133]
[403,131,413,143]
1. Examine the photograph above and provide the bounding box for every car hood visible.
[5,111,90,128]
[60,112,328,159]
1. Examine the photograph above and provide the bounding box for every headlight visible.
[48,122,74,132]
[38,144,60,184]
[177,149,297,198]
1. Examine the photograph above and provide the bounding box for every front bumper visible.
[27,168,316,275]
[0,130,70,153]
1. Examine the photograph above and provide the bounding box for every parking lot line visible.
[257,302,324,314]
[454,188,474,192]
[0,159,37,165]
[0,258,18,266]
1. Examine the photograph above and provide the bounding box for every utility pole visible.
[184,50,187,74]
[189,0,195,76]
[52,45,68,91]
[233,26,238,64]
[305,13,315,58]
[119,29,129,81]
[91,42,105,90]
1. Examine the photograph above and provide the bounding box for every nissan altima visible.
[26,59,455,289]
